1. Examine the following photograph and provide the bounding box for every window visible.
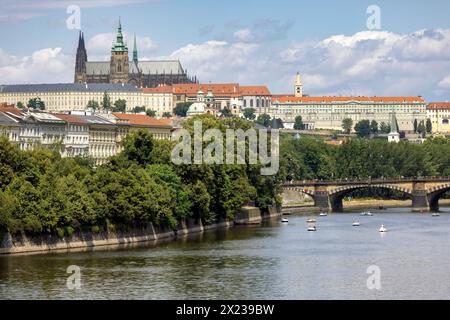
[443,119,449,125]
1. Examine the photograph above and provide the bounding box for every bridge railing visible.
[283,176,450,187]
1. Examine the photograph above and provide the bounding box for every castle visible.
[74,19,197,87]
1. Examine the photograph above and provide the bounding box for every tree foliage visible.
[173,102,192,117]
[294,116,304,130]
[342,118,353,134]
[0,117,280,236]
[112,99,127,113]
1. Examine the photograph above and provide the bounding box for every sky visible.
[1,0,450,101]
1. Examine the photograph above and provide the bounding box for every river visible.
[1,207,450,300]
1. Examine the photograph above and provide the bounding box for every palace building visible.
[74,19,197,88]
[427,102,450,133]
[261,73,427,132]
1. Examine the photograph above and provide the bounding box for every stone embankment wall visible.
[1,206,281,255]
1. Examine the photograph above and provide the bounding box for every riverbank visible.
[0,207,281,256]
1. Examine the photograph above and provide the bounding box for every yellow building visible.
[427,102,450,133]
[0,83,141,112]
[141,86,174,116]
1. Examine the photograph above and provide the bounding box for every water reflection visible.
[1,208,450,299]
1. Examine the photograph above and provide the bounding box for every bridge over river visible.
[282,177,450,212]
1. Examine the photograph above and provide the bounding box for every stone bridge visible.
[282,177,450,212]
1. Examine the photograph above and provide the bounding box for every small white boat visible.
[319,212,328,217]
[352,221,360,227]
[361,211,373,216]
[281,217,289,223]
[307,225,317,232]
[307,218,317,223]
[432,213,440,217]
[379,225,387,233]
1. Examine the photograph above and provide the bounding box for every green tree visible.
[417,120,426,137]
[113,99,127,113]
[146,109,157,117]
[342,118,353,134]
[370,120,379,134]
[123,129,155,166]
[173,102,192,117]
[413,119,418,133]
[27,97,45,110]
[221,107,233,118]
[243,108,256,120]
[101,91,111,111]
[162,112,172,118]
[294,116,304,130]
[87,100,100,111]
[272,118,284,129]
[132,106,146,113]
[354,120,372,138]
[426,118,432,134]
[380,122,391,134]
[256,114,271,127]
[16,102,24,109]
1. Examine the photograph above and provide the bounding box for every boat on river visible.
[319,212,328,217]
[379,225,388,233]
[432,213,440,217]
[307,218,317,223]
[352,221,360,227]
[307,225,317,232]
[281,217,289,223]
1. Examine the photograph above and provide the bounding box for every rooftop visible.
[273,96,426,103]
[173,83,240,96]
[427,102,450,110]
[52,113,88,124]
[240,86,271,96]
[142,85,174,94]
[0,83,140,93]
[112,113,172,128]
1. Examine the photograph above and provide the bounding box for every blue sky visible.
[1,0,450,100]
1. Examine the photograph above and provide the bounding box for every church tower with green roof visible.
[110,18,129,84]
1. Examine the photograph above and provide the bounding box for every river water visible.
[1,207,450,300]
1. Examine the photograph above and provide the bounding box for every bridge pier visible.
[314,185,332,212]
[412,181,430,212]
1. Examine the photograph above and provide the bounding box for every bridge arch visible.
[281,187,315,208]
[427,183,450,211]
[329,184,413,212]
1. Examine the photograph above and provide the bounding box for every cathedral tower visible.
[294,72,303,98]
[110,18,129,84]
[74,31,87,83]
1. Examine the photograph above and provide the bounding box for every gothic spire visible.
[112,17,128,52]
[133,33,138,63]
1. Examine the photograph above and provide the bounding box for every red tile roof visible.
[0,106,24,117]
[173,83,240,96]
[0,103,15,108]
[240,86,271,96]
[113,113,172,128]
[427,102,450,110]
[52,113,88,124]
[273,96,426,103]
[142,85,174,93]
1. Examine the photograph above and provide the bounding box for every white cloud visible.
[2,28,450,101]
[0,48,72,84]
[165,41,261,82]
[233,28,253,42]
[439,76,450,90]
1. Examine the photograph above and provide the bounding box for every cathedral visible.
[74,19,197,87]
